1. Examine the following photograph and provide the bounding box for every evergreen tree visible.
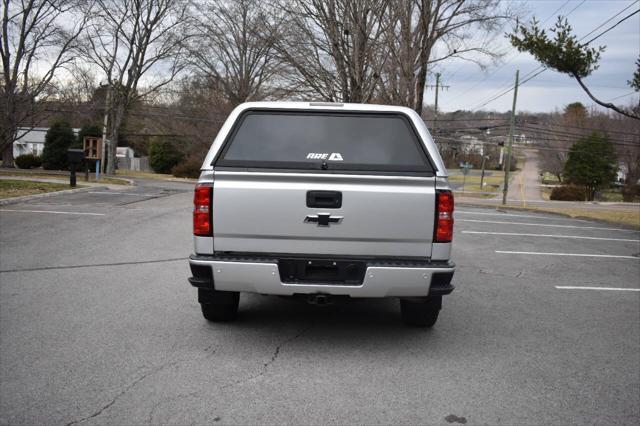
[42,121,76,170]
[564,133,617,201]
[149,137,184,174]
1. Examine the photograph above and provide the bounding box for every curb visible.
[0,185,109,206]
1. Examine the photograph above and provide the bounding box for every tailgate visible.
[213,171,436,257]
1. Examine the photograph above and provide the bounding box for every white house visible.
[617,163,627,183]
[116,147,135,158]
[459,135,484,154]
[13,127,80,158]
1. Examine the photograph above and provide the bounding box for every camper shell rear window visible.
[214,110,434,173]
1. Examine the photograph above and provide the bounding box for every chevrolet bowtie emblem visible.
[304,213,343,227]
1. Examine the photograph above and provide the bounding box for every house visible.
[13,127,80,158]
[116,147,135,158]
[617,163,627,183]
[459,135,484,154]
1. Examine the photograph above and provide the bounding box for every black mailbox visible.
[67,149,84,166]
[67,149,85,187]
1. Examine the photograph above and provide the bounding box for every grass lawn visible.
[482,204,640,229]
[115,170,196,181]
[448,171,505,188]
[541,172,561,185]
[454,191,496,199]
[528,206,639,229]
[450,172,504,197]
[0,179,76,199]
[0,170,129,186]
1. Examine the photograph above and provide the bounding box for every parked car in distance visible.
[189,101,455,327]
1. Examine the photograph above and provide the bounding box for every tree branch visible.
[573,73,640,120]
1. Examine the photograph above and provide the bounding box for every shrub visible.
[550,185,586,201]
[149,137,184,174]
[42,121,76,170]
[15,154,40,169]
[621,184,640,202]
[171,157,201,178]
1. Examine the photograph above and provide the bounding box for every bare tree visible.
[275,0,391,103]
[77,0,191,174]
[1,0,87,166]
[379,0,514,114]
[187,0,284,106]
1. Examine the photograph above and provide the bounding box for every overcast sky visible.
[434,0,640,114]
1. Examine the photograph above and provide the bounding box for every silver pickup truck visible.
[188,102,455,327]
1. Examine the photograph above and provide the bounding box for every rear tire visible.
[199,289,239,322]
[400,296,441,327]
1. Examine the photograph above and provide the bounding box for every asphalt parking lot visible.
[1,180,639,425]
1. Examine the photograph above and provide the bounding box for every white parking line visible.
[555,286,640,292]
[463,231,639,242]
[0,209,104,216]
[455,210,588,222]
[458,219,636,233]
[88,191,157,197]
[495,250,639,259]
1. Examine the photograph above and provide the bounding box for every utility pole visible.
[100,84,111,176]
[426,73,450,134]
[480,144,486,190]
[502,70,519,206]
[434,73,440,133]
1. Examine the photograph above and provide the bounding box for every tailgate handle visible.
[306,191,342,208]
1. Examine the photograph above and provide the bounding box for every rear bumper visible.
[189,255,454,298]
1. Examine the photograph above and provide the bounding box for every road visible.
[1,179,639,425]
[508,149,543,202]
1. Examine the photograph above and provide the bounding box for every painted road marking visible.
[455,210,588,222]
[463,231,639,242]
[0,209,105,216]
[496,250,639,259]
[458,219,637,233]
[555,286,640,292]
[88,191,158,197]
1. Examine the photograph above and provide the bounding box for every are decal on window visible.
[306,153,344,161]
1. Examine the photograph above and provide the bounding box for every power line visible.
[577,0,639,42]
[471,67,546,111]
[436,136,630,155]
[518,123,640,139]
[583,8,640,44]
[436,126,639,148]
[453,0,579,101]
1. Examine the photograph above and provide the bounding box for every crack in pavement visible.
[65,328,309,425]
[65,359,181,426]
[145,344,218,424]
[220,324,313,391]
[0,257,185,273]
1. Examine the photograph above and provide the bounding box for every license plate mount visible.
[278,258,366,285]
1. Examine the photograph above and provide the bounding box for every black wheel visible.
[400,296,442,327]
[198,289,239,322]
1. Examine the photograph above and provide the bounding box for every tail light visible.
[193,184,212,236]
[435,190,454,243]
